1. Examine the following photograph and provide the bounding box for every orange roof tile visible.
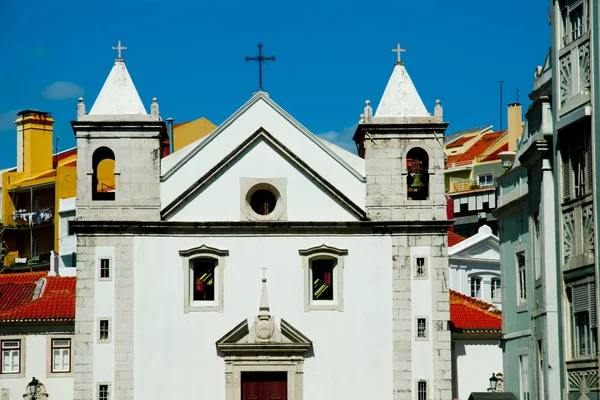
[448,231,467,247]
[446,131,505,168]
[0,274,75,322]
[449,290,502,331]
[446,135,475,149]
[480,143,509,162]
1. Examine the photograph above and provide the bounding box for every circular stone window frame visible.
[240,178,288,221]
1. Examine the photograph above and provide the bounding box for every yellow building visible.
[0,111,216,271]
[0,111,76,270]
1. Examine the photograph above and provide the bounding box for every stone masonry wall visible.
[74,235,134,400]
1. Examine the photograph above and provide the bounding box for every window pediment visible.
[298,244,348,257]
[178,245,230,258]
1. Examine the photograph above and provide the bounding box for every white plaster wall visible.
[454,339,502,399]
[410,246,433,396]
[161,98,365,211]
[92,247,115,394]
[0,335,74,400]
[58,197,76,276]
[449,261,501,309]
[169,140,358,222]
[132,235,392,400]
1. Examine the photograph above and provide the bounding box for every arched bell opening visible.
[406,147,429,200]
[92,146,116,201]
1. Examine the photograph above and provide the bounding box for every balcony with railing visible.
[451,179,497,194]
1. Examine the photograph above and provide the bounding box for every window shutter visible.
[572,284,589,313]
[562,152,571,201]
[586,129,593,194]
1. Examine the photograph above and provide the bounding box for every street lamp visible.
[489,373,499,392]
[27,377,39,399]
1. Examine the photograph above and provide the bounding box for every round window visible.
[249,189,277,215]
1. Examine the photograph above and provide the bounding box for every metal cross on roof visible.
[112,40,127,60]
[392,43,406,64]
[260,266,268,281]
[245,43,276,91]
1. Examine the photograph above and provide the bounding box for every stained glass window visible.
[193,259,217,301]
[311,259,334,301]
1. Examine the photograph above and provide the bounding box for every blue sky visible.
[0,0,550,169]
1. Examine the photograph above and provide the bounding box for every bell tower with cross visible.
[352,44,452,400]
[72,40,167,222]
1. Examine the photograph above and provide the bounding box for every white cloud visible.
[42,81,85,100]
[317,125,358,152]
[0,110,20,131]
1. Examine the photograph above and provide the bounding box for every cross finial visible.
[392,43,406,64]
[112,40,127,60]
[245,43,276,91]
[260,266,268,282]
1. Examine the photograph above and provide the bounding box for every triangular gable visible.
[161,128,367,220]
[449,225,499,262]
[216,318,312,354]
[162,92,364,182]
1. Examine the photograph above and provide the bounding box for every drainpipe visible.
[166,118,175,154]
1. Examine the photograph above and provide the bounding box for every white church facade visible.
[70,48,452,400]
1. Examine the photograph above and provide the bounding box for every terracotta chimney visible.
[507,103,523,152]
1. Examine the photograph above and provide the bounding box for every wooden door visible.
[241,372,287,400]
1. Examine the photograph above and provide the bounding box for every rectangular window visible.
[470,277,482,298]
[416,318,427,339]
[51,338,71,373]
[1,340,20,374]
[562,127,592,201]
[537,340,545,400]
[417,381,427,400]
[99,384,109,400]
[533,213,541,279]
[311,259,334,301]
[478,173,494,188]
[99,320,109,341]
[100,259,110,279]
[191,259,217,302]
[415,257,426,278]
[569,283,598,359]
[491,278,501,300]
[520,354,530,400]
[517,252,527,305]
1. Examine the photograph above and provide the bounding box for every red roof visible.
[450,290,502,331]
[446,131,505,167]
[0,273,75,322]
[448,231,467,247]
[446,135,475,149]
[480,143,509,162]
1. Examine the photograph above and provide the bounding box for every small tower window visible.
[92,147,116,201]
[406,147,429,200]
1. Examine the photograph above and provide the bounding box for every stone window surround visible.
[298,244,348,312]
[97,256,113,281]
[97,382,111,400]
[46,335,74,377]
[97,317,112,344]
[0,336,26,379]
[416,379,429,400]
[240,177,287,221]
[179,245,229,313]
[415,316,429,341]
[515,244,527,312]
[413,256,428,280]
[224,358,304,400]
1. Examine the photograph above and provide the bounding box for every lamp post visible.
[27,377,39,399]
[489,373,499,392]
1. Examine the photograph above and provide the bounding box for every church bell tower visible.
[353,44,452,400]
[72,42,167,221]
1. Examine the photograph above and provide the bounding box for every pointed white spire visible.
[89,59,147,116]
[259,266,270,315]
[374,63,429,118]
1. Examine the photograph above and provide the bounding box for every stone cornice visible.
[298,244,349,257]
[70,220,454,236]
[178,245,230,258]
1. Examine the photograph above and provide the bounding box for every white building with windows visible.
[70,49,453,400]
[0,272,75,400]
[449,224,501,309]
